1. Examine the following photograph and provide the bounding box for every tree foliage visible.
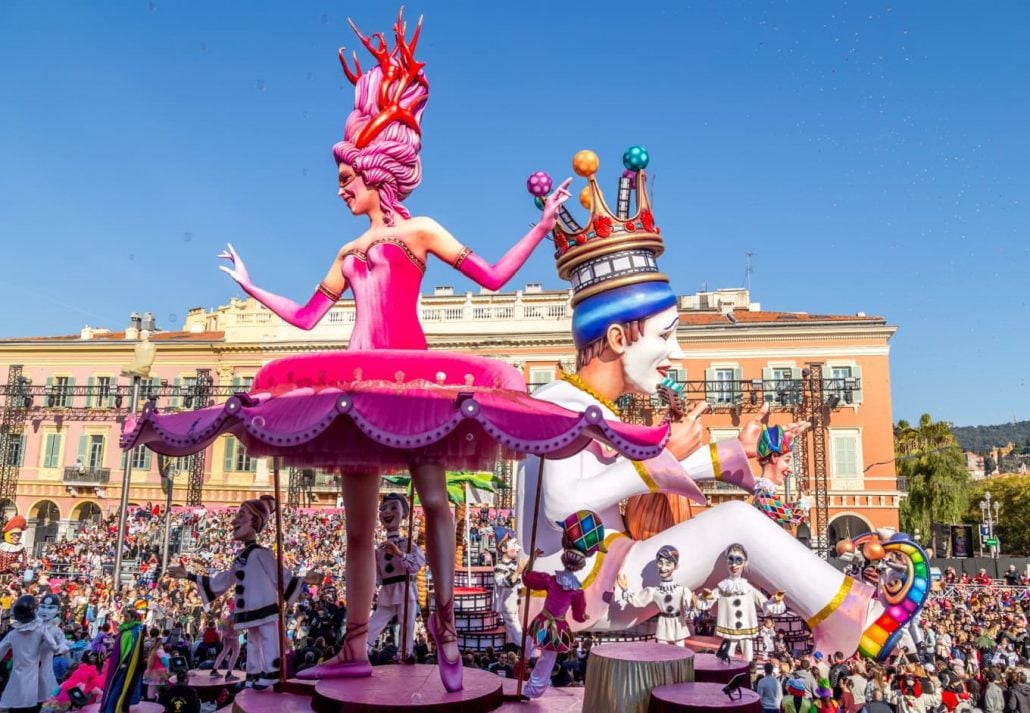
[961,475,1030,555]
[897,414,971,535]
[952,420,1030,452]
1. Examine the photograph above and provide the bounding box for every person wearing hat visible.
[0,515,29,577]
[366,493,424,662]
[814,678,839,713]
[493,526,525,650]
[696,544,786,663]
[784,678,817,713]
[520,510,597,700]
[616,545,695,646]
[0,594,61,713]
[168,495,320,689]
[752,426,808,527]
[516,148,911,663]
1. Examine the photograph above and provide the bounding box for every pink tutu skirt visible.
[121,350,668,472]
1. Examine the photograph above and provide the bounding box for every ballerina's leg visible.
[410,461,460,662]
[338,469,380,660]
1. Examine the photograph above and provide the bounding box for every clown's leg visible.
[367,603,398,654]
[620,501,876,656]
[502,598,523,647]
[225,638,241,676]
[523,649,557,699]
[740,639,754,663]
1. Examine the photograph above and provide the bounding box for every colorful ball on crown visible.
[579,186,593,210]
[572,150,599,177]
[526,171,553,198]
[623,145,649,171]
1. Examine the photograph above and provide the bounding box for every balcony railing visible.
[63,466,111,484]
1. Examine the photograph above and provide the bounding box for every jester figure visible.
[99,609,145,713]
[521,510,596,700]
[0,516,29,578]
[751,425,809,527]
[517,146,924,662]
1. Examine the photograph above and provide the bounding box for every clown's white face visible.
[656,556,676,581]
[620,306,683,395]
[231,507,257,542]
[38,598,60,624]
[379,498,404,531]
[726,550,747,578]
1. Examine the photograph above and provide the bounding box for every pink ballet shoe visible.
[296,659,372,680]
[297,622,372,680]
[428,598,463,692]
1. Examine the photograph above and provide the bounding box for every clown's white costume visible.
[367,494,424,658]
[516,146,908,662]
[492,527,523,648]
[619,545,694,645]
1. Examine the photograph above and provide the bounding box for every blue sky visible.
[1,1,1027,427]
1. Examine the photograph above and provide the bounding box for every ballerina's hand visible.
[539,178,573,230]
[217,243,252,289]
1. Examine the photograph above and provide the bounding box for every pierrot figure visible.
[617,545,695,646]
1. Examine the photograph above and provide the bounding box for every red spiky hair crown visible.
[339,7,427,149]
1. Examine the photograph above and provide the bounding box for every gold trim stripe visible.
[805,577,854,630]
[710,442,722,481]
[633,461,659,493]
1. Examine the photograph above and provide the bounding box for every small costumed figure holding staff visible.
[367,493,424,661]
[0,595,60,713]
[0,516,29,579]
[696,543,786,662]
[493,527,525,650]
[168,495,319,688]
[617,545,695,646]
[38,592,71,699]
[522,510,598,700]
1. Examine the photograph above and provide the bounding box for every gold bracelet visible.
[317,281,341,302]
[452,247,472,269]
[633,460,659,493]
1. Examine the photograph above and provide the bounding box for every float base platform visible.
[691,653,752,686]
[232,665,503,713]
[648,681,761,713]
[187,668,246,688]
[498,677,585,712]
[683,636,723,653]
[82,704,163,713]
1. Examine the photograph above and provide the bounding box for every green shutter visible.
[851,365,864,405]
[762,367,775,404]
[231,377,241,392]
[108,376,118,408]
[16,435,25,467]
[223,438,236,472]
[121,448,127,470]
[732,368,743,405]
[704,367,716,403]
[172,377,182,409]
[67,376,76,407]
[77,434,87,463]
[87,376,96,408]
[142,447,152,470]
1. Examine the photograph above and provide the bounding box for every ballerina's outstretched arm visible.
[417,178,572,291]
[218,243,348,330]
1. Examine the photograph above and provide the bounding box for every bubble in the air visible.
[320,13,329,24]
[199,40,207,52]
[183,232,192,242]
[148,1,157,12]
[306,71,313,81]
[129,254,135,261]
[256,80,266,92]
[302,168,308,177]
[168,313,177,324]
[303,110,310,120]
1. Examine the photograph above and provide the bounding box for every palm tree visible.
[896,414,969,535]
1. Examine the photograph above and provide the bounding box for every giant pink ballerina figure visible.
[217,11,571,690]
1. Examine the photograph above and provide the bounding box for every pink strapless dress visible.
[122,239,668,471]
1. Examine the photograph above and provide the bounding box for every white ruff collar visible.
[0,542,23,553]
[555,570,581,591]
[718,577,750,595]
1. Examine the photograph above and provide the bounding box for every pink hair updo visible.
[334,62,428,226]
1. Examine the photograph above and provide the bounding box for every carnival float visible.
[115,8,929,713]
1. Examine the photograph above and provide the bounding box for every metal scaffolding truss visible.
[0,365,28,520]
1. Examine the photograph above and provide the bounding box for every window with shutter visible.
[830,428,863,489]
[223,437,236,472]
[88,435,105,469]
[706,368,737,405]
[130,445,151,471]
[42,433,63,469]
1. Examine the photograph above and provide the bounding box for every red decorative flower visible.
[593,216,613,238]
[640,209,656,232]
[624,221,637,231]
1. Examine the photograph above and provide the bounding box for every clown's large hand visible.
[665,401,709,460]
[166,565,187,579]
[738,403,771,458]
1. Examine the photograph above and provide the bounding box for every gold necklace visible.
[558,370,621,417]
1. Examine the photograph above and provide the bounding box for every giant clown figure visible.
[517,147,921,661]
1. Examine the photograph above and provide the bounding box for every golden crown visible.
[527,147,667,307]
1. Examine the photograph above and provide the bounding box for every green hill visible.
[952,420,1030,452]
